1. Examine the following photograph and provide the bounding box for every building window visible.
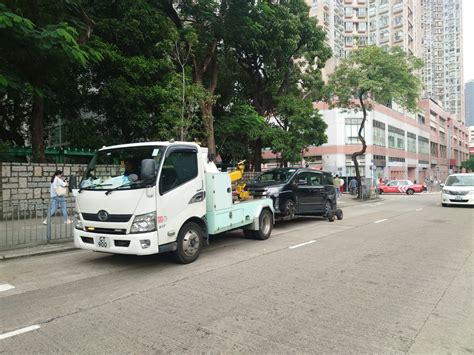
[345,118,364,144]
[407,132,416,152]
[373,154,386,167]
[373,120,386,146]
[430,142,438,157]
[417,114,425,124]
[388,125,405,150]
[418,136,429,154]
[389,156,405,163]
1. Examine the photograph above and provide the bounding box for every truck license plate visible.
[96,236,110,248]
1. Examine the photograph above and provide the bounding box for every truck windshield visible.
[80,145,165,191]
[254,169,297,183]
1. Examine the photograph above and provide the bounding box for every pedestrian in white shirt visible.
[43,170,72,224]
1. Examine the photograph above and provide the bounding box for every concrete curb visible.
[0,242,76,261]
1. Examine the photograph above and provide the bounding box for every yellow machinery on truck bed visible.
[228,160,250,201]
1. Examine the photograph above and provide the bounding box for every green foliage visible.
[0,1,102,161]
[461,156,474,172]
[325,46,423,112]
[270,95,327,164]
[65,0,180,146]
[215,103,267,164]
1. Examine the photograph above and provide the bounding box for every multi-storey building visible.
[263,99,470,182]
[421,0,463,122]
[306,0,463,121]
[465,80,474,127]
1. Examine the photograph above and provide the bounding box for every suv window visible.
[160,150,197,194]
[309,172,322,186]
[295,172,310,185]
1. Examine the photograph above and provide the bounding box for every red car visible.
[377,180,423,195]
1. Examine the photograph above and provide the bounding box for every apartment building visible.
[465,80,474,127]
[263,99,469,182]
[421,0,463,121]
[306,0,463,121]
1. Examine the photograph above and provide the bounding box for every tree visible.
[67,0,180,146]
[0,1,100,162]
[157,0,229,160]
[270,95,327,166]
[224,0,331,170]
[324,46,423,198]
[461,156,474,172]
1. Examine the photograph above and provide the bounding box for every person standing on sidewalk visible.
[333,174,341,199]
[43,170,72,225]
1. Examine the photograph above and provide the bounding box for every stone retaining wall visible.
[0,162,87,218]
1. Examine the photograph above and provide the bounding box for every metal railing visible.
[0,200,74,251]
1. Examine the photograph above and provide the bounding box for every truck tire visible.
[243,208,273,240]
[174,221,203,264]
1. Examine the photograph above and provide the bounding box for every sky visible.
[463,0,473,82]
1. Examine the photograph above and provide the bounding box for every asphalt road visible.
[0,194,472,353]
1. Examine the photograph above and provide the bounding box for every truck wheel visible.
[336,209,343,220]
[285,199,296,219]
[174,222,203,264]
[406,189,414,195]
[243,208,273,240]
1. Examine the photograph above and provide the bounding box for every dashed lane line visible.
[374,219,388,224]
[289,240,317,249]
[0,325,40,340]
[416,208,423,211]
[0,284,15,292]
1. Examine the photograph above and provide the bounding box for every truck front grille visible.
[84,227,127,235]
[82,213,132,222]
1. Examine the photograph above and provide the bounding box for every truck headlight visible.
[131,212,156,233]
[74,212,84,230]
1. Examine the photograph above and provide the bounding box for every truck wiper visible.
[104,181,141,195]
[78,183,113,193]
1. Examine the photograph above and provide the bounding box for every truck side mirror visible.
[141,159,156,183]
[68,175,77,191]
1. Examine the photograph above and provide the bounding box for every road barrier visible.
[0,200,74,251]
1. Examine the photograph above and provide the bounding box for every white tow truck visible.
[73,141,274,263]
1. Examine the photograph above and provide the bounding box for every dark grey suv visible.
[246,168,338,220]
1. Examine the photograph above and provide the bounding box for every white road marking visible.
[0,325,40,340]
[435,203,440,205]
[374,219,387,224]
[289,240,317,249]
[415,208,423,211]
[0,284,15,292]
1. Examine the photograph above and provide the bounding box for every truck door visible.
[156,146,205,246]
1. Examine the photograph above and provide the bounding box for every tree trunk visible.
[31,92,46,163]
[352,94,368,199]
[202,101,216,160]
